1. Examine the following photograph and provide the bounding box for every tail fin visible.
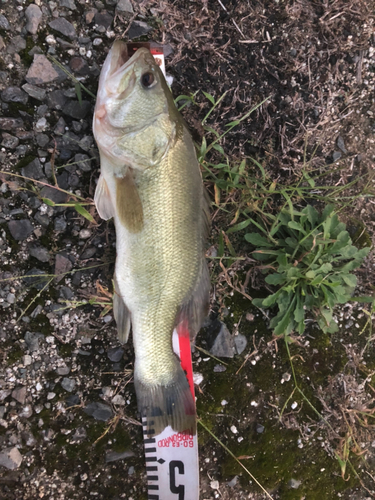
[135,360,196,437]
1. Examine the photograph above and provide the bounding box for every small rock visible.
[0,391,11,402]
[29,244,50,263]
[19,405,33,418]
[34,212,50,228]
[256,423,265,434]
[7,36,26,55]
[80,247,96,259]
[69,56,89,75]
[79,229,91,240]
[49,18,77,40]
[105,450,135,463]
[85,9,97,24]
[61,377,76,392]
[21,158,44,180]
[24,331,45,352]
[116,0,133,14]
[47,90,68,110]
[23,355,32,366]
[7,292,15,304]
[94,11,113,29]
[12,386,27,404]
[0,14,10,31]
[75,153,92,172]
[1,133,19,149]
[337,135,347,154]
[213,364,226,372]
[234,334,247,355]
[246,312,255,322]
[0,448,22,470]
[8,220,34,241]
[22,84,46,101]
[288,479,302,489]
[0,118,24,131]
[59,0,76,9]
[209,322,235,358]
[84,402,113,421]
[26,55,60,85]
[63,100,91,120]
[55,253,73,282]
[127,20,153,40]
[36,133,49,148]
[1,87,28,105]
[107,347,124,362]
[210,480,220,490]
[25,4,43,35]
[111,394,125,405]
[35,117,48,132]
[193,372,203,385]
[66,394,80,408]
[332,151,341,162]
[230,425,238,434]
[71,427,87,443]
[54,217,67,232]
[227,476,238,487]
[56,365,70,376]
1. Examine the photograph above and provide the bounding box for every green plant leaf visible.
[245,233,273,247]
[341,274,357,287]
[227,219,252,234]
[302,205,318,227]
[265,273,286,285]
[288,221,306,233]
[305,270,316,279]
[202,91,215,105]
[74,203,94,222]
[252,298,266,307]
[42,198,56,206]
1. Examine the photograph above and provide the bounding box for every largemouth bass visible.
[93,41,210,435]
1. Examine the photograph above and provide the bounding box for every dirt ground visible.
[0,0,375,499]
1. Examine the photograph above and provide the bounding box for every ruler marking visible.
[146,466,158,472]
[144,447,157,454]
[148,495,159,500]
[145,456,157,462]
[144,438,156,444]
[148,484,159,490]
[147,475,158,481]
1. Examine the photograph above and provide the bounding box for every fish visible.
[92,41,210,435]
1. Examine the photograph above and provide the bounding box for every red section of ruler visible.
[177,320,195,398]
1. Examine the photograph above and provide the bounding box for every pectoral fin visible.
[115,170,144,233]
[94,175,115,220]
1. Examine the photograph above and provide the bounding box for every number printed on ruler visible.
[143,419,199,500]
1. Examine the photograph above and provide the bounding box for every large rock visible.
[49,18,77,40]
[8,220,34,241]
[26,55,59,85]
[25,4,43,34]
[0,448,22,470]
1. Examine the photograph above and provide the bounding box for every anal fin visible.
[113,278,131,344]
[176,260,210,340]
[94,174,115,220]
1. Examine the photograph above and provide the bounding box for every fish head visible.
[93,41,178,169]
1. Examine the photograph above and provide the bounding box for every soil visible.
[0,0,374,499]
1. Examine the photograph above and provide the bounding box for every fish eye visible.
[141,72,156,89]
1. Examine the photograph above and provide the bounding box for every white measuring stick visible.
[141,327,199,500]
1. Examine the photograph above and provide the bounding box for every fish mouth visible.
[108,42,151,79]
